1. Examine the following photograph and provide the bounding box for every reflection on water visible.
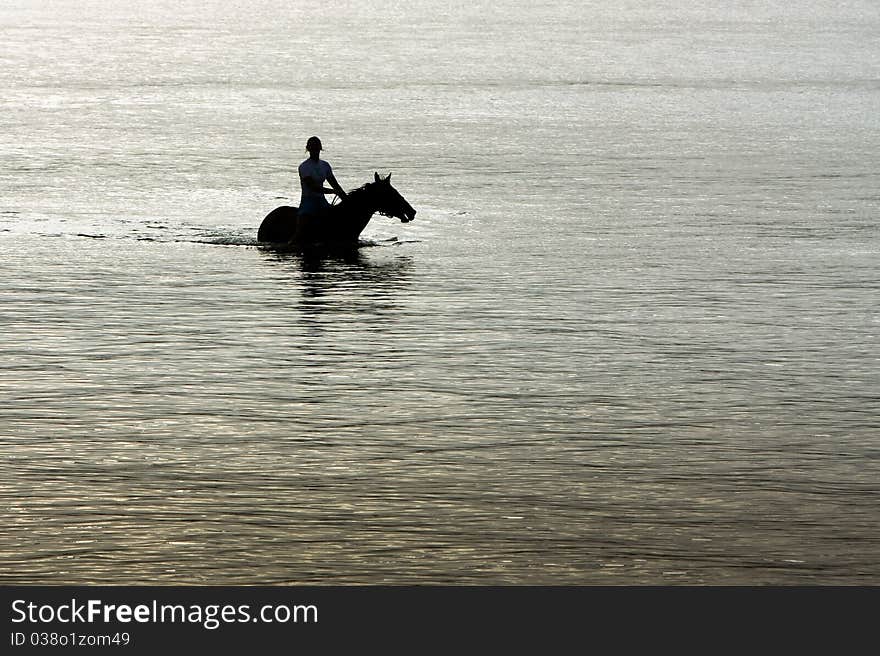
[260,245,414,293]
[259,246,414,337]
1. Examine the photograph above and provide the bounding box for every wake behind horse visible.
[257,173,416,246]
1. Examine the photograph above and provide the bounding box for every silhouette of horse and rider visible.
[257,136,416,246]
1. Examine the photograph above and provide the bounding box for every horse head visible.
[369,172,417,223]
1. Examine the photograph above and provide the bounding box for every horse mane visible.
[342,178,390,212]
[346,181,375,199]
[345,174,392,199]
[334,175,402,219]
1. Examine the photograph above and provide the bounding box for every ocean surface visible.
[1,0,878,584]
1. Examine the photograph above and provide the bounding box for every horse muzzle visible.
[400,204,416,223]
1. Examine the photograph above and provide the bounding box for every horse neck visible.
[342,185,379,220]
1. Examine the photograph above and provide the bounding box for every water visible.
[1,0,878,584]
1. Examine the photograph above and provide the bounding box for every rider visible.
[298,136,348,219]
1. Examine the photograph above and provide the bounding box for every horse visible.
[257,172,416,246]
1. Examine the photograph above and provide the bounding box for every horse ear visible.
[386,172,392,183]
[374,172,380,183]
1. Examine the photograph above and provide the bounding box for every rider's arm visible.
[326,172,348,199]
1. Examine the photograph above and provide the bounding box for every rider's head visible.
[306,136,322,155]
